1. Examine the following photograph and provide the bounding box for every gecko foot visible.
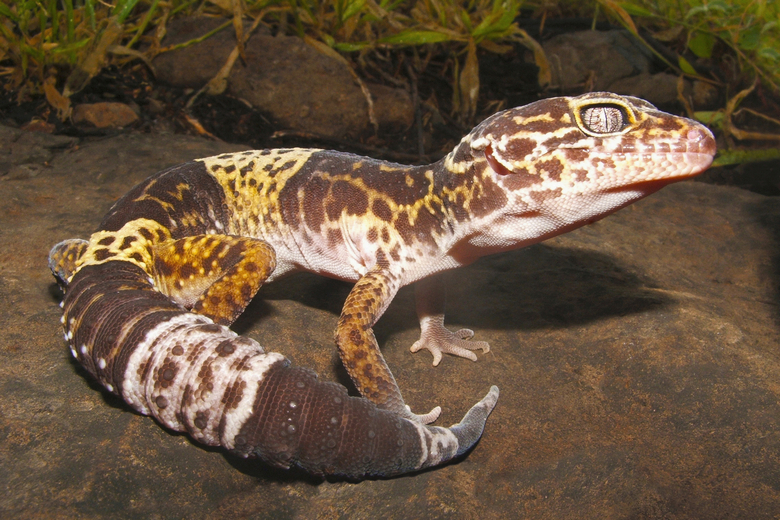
[410,316,490,366]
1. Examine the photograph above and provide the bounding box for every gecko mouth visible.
[484,144,514,176]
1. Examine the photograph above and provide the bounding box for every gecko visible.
[49,92,716,478]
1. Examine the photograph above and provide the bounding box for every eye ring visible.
[576,102,634,136]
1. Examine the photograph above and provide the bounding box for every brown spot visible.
[394,211,413,244]
[468,175,509,217]
[389,244,400,262]
[217,340,236,356]
[93,249,113,261]
[240,162,254,176]
[522,97,569,120]
[178,262,197,280]
[381,228,390,244]
[139,228,154,241]
[500,166,539,190]
[162,368,175,381]
[595,156,616,170]
[538,157,564,182]
[97,236,115,246]
[502,137,537,160]
[155,257,176,277]
[328,180,368,219]
[198,324,222,334]
[129,252,143,263]
[172,345,184,356]
[372,199,393,222]
[564,148,589,162]
[367,228,378,242]
[657,117,684,131]
[119,236,136,250]
[301,176,329,231]
[268,160,298,177]
[155,395,168,409]
[349,328,363,345]
[543,130,582,150]
[530,188,563,204]
[572,169,589,182]
[194,414,208,429]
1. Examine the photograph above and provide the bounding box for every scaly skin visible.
[49,93,715,478]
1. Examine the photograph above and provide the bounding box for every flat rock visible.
[0,125,77,176]
[2,130,780,518]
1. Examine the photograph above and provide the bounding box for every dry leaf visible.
[513,28,550,88]
[459,38,479,122]
[43,77,71,121]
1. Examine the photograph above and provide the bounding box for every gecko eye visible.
[579,104,629,134]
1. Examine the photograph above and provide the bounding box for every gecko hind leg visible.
[152,234,276,326]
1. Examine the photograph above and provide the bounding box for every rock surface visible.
[2,127,780,518]
[153,17,414,139]
[543,30,686,107]
[72,102,140,128]
[543,30,651,90]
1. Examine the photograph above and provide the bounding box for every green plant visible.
[606,0,780,92]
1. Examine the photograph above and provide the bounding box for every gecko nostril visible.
[687,129,704,142]
[687,126,717,155]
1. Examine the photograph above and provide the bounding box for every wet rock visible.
[153,16,413,139]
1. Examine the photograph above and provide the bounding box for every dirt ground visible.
[2,127,780,519]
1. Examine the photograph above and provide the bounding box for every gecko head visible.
[470,92,715,194]
[446,93,716,252]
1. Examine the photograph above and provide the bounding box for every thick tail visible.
[53,257,498,478]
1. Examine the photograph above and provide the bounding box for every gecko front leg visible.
[336,266,441,424]
[410,274,490,366]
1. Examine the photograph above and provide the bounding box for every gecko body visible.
[49,93,715,477]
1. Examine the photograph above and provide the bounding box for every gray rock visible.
[0,125,77,175]
[609,72,680,107]
[543,30,652,91]
[153,16,413,139]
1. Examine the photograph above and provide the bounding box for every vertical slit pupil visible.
[580,104,627,134]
